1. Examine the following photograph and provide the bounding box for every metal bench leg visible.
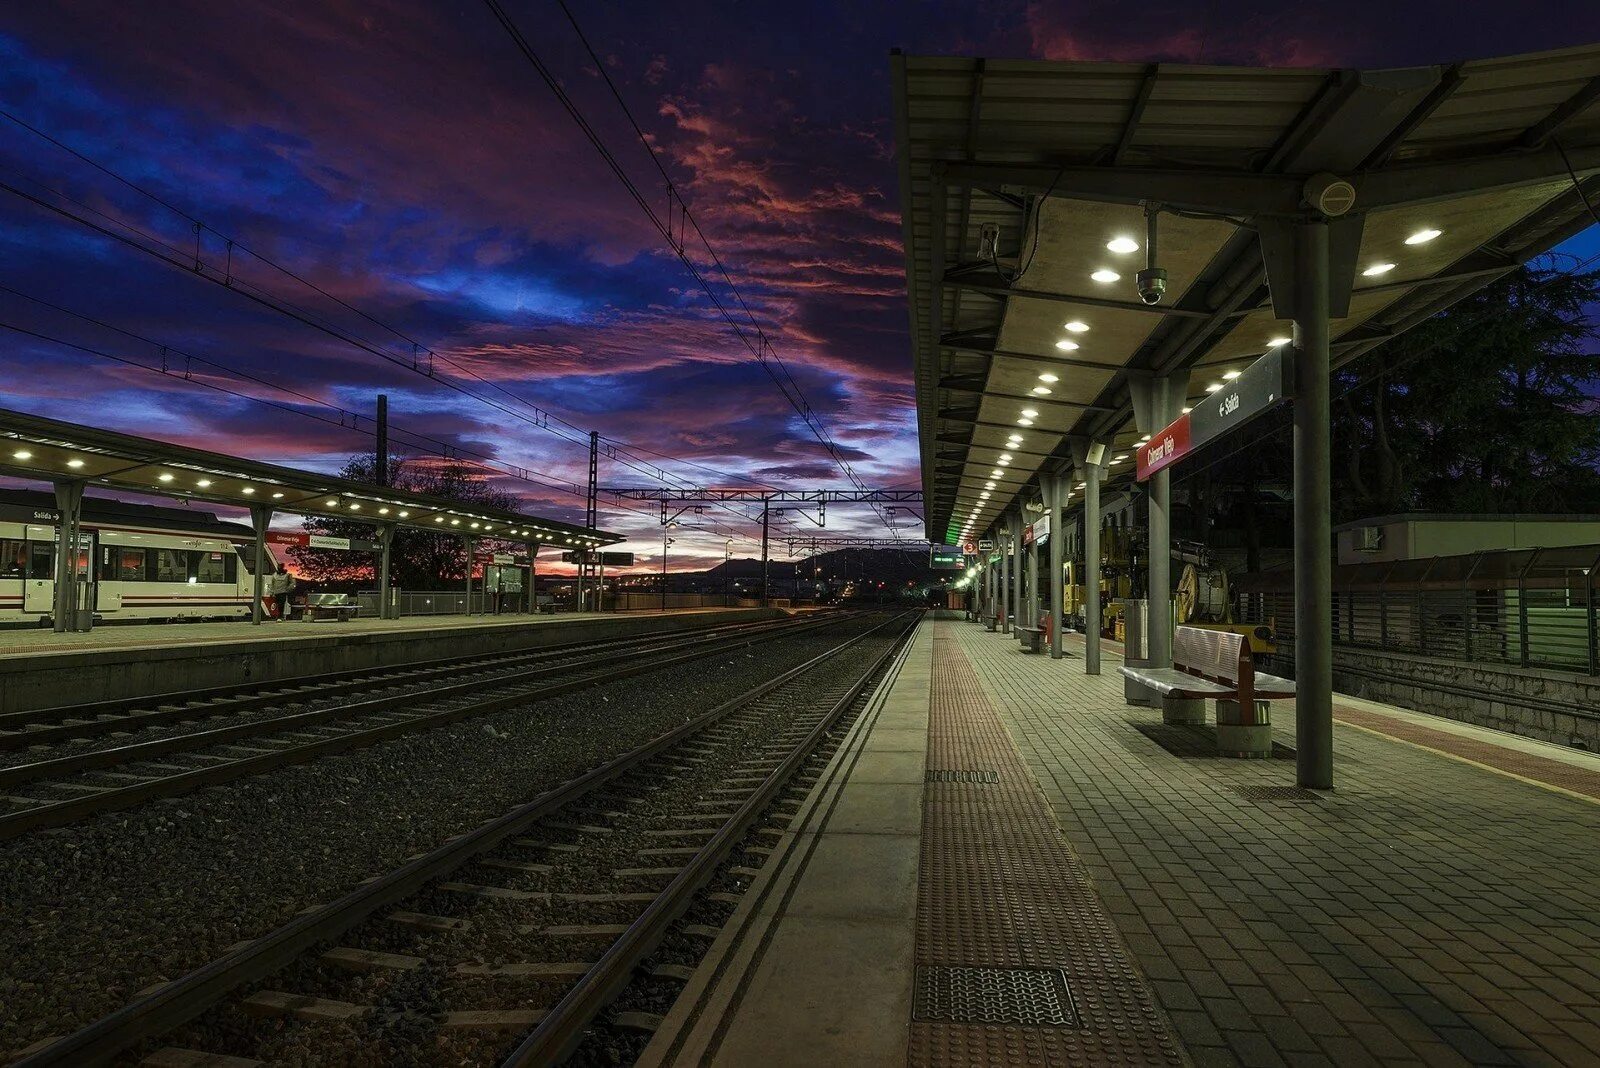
[1161,695,1206,726]
[1216,699,1273,758]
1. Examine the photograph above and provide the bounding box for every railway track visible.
[0,612,850,840]
[10,610,918,1068]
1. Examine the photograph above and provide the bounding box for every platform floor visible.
[647,617,1600,1067]
[0,607,741,658]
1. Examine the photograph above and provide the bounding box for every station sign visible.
[267,531,380,552]
[561,550,635,566]
[977,537,995,551]
[1030,515,1050,546]
[1138,347,1292,481]
[929,545,964,570]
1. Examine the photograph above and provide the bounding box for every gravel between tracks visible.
[0,615,880,1058]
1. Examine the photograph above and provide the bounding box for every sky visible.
[1,1,1598,572]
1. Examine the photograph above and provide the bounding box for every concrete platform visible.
[645,615,1600,1067]
[0,608,781,715]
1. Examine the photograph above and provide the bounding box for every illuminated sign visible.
[930,545,964,570]
[1138,348,1291,481]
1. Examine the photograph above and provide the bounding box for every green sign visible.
[929,545,964,570]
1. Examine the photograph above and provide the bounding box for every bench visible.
[982,612,999,632]
[298,593,359,622]
[1119,626,1295,757]
[1015,623,1044,653]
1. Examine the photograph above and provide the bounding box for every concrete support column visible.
[1070,441,1109,674]
[1000,522,1012,635]
[1025,517,1039,632]
[527,542,539,614]
[376,523,395,620]
[1294,219,1334,790]
[51,480,86,633]
[1013,511,1025,638]
[462,536,475,616]
[249,504,272,625]
[1044,474,1065,660]
[1128,373,1189,668]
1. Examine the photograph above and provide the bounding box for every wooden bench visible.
[298,593,359,622]
[1015,623,1044,653]
[1119,626,1294,757]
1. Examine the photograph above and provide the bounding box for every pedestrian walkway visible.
[964,621,1600,1067]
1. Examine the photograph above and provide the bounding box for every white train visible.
[0,490,282,625]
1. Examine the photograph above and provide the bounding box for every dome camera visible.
[1135,266,1168,306]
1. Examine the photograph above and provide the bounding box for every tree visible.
[1334,264,1600,518]
[290,454,523,589]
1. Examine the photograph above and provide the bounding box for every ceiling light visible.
[1090,269,1120,284]
[1138,435,1151,443]
[241,486,255,495]
[1405,228,1442,245]
[66,458,85,469]
[1205,383,1223,392]
[325,498,338,506]
[451,519,461,526]
[984,481,996,489]
[980,492,991,499]
[1223,370,1241,380]
[1006,434,1023,444]
[1038,373,1058,384]
[1181,407,1192,414]
[997,458,1011,466]
[272,492,285,499]
[1021,408,1038,418]
[1362,262,1396,277]
[1113,454,1128,462]
[435,517,445,523]
[378,507,389,515]
[349,503,360,511]
[1055,339,1080,352]
[1064,320,1089,333]
[990,469,1002,477]
[196,479,212,488]
[1267,336,1291,348]
[12,450,32,461]
[1032,386,1052,395]
[398,510,409,518]
[158,472,174,482]
[1106,236,1140,254]
[999,452,1013,461]
[1017,418,1034,426]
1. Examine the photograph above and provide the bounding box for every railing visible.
[1236,544,1600,676]
[353,590,533,617]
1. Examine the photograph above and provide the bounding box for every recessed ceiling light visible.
[1222,370,1241,380]
[398,510,409,518]
[1017,418,1034,426]
[1038,373,1058,383]
[1362,262,1396,277]
[451,519,461,526]
[1138,435,1151,443]
[196,479,212,488]
[1181,407,1192,414]
[1055,339,1080,352]
[1032,386,1052,395]
[1021,408,1038,418]
[1113,454,1128,461]
[378,507,389,515]
[1106,236,1140,254]
[997,458,1011,466]
[1090,269,1120,284]
[984,481,996,489]
[326,498,338,507]
[979,492,991,499]
[1267,336,1291,347]
[991,469,1002,477]
[1206,383,1223,392]
[66,458,85,469]
[241,486,255,494]
[158,472,174,482]
[349,503,361,511]
[999,452,1013,461]
[12,450,32,461]
[1064,320,1089,333]
[272,492,285,499]
[1405,228,1442,245]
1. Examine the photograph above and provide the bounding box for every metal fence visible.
[353,590,534,617]
[1236,545,1600,676]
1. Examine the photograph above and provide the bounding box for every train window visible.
[1,539,26,579]
[192,551,230,584]
[111,548,148,582]
[153,549,187,583]
[28,542,53,580]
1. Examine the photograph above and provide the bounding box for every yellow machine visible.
[1175,563,1276,654]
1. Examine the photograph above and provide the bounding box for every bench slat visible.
[1119,667,1234,698]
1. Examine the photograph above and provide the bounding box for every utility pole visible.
[660,526,674,612]
[581,430,598,612]
[375,395,389,487]
[760,500,771,608]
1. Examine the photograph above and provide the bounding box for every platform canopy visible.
[893,45,1600,543]
[0,406,621,547]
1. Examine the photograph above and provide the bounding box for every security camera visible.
[1135,267,1168,306]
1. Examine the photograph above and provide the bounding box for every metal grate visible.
[914,966,1080,1026]
[1232,785,1324,803]
[925,769,1000,783]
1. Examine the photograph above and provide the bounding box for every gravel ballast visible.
[0,614,883,1058]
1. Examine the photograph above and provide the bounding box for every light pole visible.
[724,538,732,605]
[660,523,676,612]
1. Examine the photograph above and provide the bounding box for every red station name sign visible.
[1135,412,1193,480]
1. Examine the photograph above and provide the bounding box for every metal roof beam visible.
[1519,74,1600,149]
[938,161,1303,217]
[1360,142,1600,208]
[939,337,1124,373]
[942,270,1223,318]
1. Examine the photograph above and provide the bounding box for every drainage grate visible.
[1232,784,1324,803]
[914,966,1080,1026]
[925,769,1000,783]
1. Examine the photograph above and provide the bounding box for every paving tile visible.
[941,621,1600,1068]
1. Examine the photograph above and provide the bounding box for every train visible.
[0,489,284,626]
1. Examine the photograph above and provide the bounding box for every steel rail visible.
[503,610,920,1064]
[0,615,816,777]
[0,614,848,840]
[11,611,906,1068]
[0,613,797,745]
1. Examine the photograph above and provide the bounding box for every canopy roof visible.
[893,44,1600,543]
[0,406,621,547]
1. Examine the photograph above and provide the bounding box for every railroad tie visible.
[242,991,366,1022]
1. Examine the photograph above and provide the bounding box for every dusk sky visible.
[3,2,1599,572]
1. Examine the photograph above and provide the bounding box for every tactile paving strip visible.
[914,966,1079,1026]
[909,626,1186,1067]
[925,769,1001,783]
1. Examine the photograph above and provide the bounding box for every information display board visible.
[929,545,964,570]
